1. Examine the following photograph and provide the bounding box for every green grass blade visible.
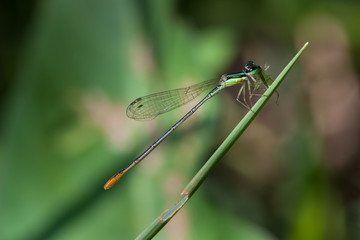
[136,42,309,240]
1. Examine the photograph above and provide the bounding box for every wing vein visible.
[126,79,219,121]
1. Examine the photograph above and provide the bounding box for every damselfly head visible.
[244,61,261,73]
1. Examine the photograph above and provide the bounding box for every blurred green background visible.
[1,0,360,239]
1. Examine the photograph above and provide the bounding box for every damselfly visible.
[104,61,274,189]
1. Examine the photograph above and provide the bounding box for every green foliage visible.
[1,0,359,239]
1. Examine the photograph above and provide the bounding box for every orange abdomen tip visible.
[104,178,117,190]
[104,172,124,190]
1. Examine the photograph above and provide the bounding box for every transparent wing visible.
[126,79,219,121]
